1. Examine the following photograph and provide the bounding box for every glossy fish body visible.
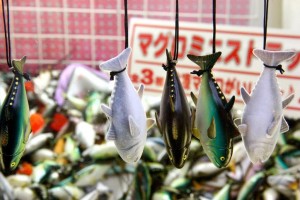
[188,52,238,168]
[100,47,155,163]
[0,56,31,173]
[235,49,296,164]
[155,50,192,169]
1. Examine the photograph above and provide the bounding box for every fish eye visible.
[183,155,187,160]
[169,156,173,161]
[11,162,16,167]
[220,156,225,161]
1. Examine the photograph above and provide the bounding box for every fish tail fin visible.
[187,52,221,71]
[253,49,296,66]
[99,47,131,71]
[12,56,26,73]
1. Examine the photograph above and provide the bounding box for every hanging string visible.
[173,0,179,60]
[124,0,128,49]
[212,0,216,53]
[1,0,12,68]
[263,0,269,50]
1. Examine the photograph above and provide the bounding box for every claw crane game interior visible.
[0,0,300,199]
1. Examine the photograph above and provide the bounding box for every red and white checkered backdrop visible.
[0,0,250,73]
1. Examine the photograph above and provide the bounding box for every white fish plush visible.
[235,49,295,164]
[100,47,155,163]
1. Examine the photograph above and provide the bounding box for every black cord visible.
[263,0,269,50]
[1,0,12,68]
[212,0,216,53]
[124,0,128,49]
[173,0,179,60]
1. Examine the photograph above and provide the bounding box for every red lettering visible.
[138,33,152,56]
[266,42,282,51]
[154,33,169,58]
[141,69,154,85]
[246,40,255,67]
[287,52,300,71]
[224,78,236,95]
[224,40,241,65]
[188,35,204,55]
[131,74,139,83]
[155,76,164,86]
[181,73,191,90]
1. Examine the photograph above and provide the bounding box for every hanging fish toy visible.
[187,52,239,168]
[155,49,193,168]
[100,47,155,163]
[0,56,31,173]
[234,49,295,164]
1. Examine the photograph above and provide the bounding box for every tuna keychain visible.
[187,0,239,168]
[100,0,155,163]
[155,0,193,168]
[0,0,31,173]
[234,0,295,164]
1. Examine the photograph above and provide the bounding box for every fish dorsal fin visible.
[225,96,235,112]
[187,52,221,70]
[155,112,162,133]
[253,49,296,66]
[106,125,116,140]
[266,116,282,138]
[146,118,155,132]
[190,92,198,106]
[241,87,251,104]
[100,47,131,71]
[137,84,144,99]
[282,94,294,109]
[12,56,26,74]
[169,96,175,112]
[207,117,216,139]
[280,117,289,133]
[128,115,140,137]
[101,104,112,118]
[237,124,247,137]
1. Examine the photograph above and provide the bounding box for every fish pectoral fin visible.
[234,118,242,126]
[128,115,140,137]
[240,87,251,104]
[190,92,198,105]
[169,96,175,112]
[155,112,162,134]
[192,128,201,140]
[146,118,155,132]
[266,116,282,138]
[282,94,294,109]
[280,117,289,134]
[106,125,116,140]
[137,84,144,99]
[101,104,112,118]
[225,96,235,112]
[207,117,216,139]
[237,124,247,137]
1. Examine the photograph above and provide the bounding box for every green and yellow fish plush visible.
[0,56,31,173]
[188,52,239,168]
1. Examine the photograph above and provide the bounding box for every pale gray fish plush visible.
[99,47,155,163]
[235,49,296,164]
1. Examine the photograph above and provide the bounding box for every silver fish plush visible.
[100,47,155,163]
[235,49,296,164]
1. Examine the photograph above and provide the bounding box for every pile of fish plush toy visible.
[0,48,299,199]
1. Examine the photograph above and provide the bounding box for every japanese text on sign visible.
[128,18,300,118]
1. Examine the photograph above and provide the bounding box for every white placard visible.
[128,18,300,118]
